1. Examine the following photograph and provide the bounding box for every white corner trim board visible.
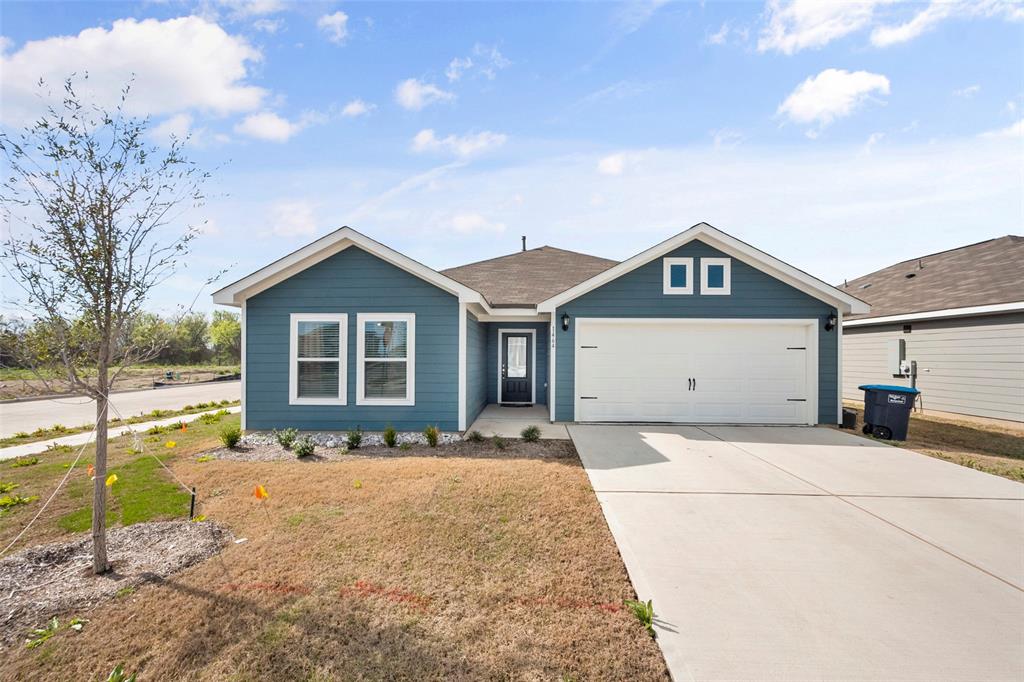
[458,303,467,431]
[355,312,416,406]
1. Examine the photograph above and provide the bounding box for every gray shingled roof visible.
[840,235,1024,320]
[441,246,618,307]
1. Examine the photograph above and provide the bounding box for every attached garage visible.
[574,319,817,424]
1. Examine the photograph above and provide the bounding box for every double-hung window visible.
[289,313,347,405]
[357,313,415,405]
[662,257,694,295]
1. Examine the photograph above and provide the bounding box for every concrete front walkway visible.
[570,424,1024,681]
[467,404,569,439]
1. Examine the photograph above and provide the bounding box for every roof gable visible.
[440,246,617,307]
[840,235,1024,320]
[536,223,869,315]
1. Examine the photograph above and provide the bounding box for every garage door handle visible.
[580,345,598,349]
[580,396,598,400]
[687,378,692,391]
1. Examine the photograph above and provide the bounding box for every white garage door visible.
[575,319,817,424]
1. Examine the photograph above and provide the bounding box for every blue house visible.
[212,223,869,432]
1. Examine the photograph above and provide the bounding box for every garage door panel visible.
[576,320,813,424]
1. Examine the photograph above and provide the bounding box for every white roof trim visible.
[212,226,490,308]
[843,301,1024,327]
[536,222,870,315]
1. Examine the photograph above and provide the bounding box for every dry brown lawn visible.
[1,431,668,680]
[843,403,1024,482]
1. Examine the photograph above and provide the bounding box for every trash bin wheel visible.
[862,423,873,435]
[872,425,893,440]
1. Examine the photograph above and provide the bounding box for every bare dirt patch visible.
[0,520,230,647]
[208,437,578,463]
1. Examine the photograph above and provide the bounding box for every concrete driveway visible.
[569,424,1024,682]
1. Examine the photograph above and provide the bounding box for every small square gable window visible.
[701,257,731,295]
[662,257,694,295]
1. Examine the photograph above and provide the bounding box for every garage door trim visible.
[573,317,819,425]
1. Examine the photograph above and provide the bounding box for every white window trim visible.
[289,313,347,406]
[356,313,416,406]
[701,257,731,295]
[662,257,694,295]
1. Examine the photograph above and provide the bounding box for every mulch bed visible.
[204,438,578,463]
[0,520,231,647]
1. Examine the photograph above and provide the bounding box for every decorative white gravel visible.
[241,430,462,449]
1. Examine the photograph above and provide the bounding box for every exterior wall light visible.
[561,313,570,331]
[825,312,837,332]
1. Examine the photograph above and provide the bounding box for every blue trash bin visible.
[858,384,920,441]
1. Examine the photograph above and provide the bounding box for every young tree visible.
[0,78,210,573]
[209,310,241,363]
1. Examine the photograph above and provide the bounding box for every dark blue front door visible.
[501,333,531,403]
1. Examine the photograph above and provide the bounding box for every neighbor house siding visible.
[466,311,488,426]
[245,246,460,431]
[842,312,1024,422]
[486,322,549,405]
[554,240,837,423]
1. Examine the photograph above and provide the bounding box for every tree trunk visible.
[91,367,109,574]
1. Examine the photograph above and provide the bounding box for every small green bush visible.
[492,435,506,450]
[0,481,18,494]
[399,442,412,451]
[520,425,541,442]
[383,425,398,448]
[214,409,231,417]
[293,437,315,458]
[13,431,29,439]
[145,424,166,435]
[219,424,242,448]
[274,427,299,449]
[347,425,363,450]
[0,493,39,511]
[49,424,68,434]
[183,404,195,411]
[465,430,484,443]
[625,599,656,638]
[197,412,221,425]
[149,409,170,419]
[423,425,440,447]
[10,457,39,468]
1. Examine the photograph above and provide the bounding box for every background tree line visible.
[0,310,241,369]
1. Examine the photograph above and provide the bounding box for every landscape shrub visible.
[383,425,397,448]
[293,437,315,458]
[492,435,506,450]
[399,442,412,451]
[347,426,363,449]
[219,424,242,448]
[423,425,440,447]
[465,430,484,443]
[625,599,656,638]
[274,427,299,449]
[520,425,541,442]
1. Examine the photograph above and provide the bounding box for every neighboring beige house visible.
[839,236,1024,423]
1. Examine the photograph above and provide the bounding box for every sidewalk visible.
[0,406,241,461]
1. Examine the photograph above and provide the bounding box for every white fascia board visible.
[843,301,1024,327]
[537,222,870,315]
[211,226,489,308]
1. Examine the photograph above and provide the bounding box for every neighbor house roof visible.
[840,235,1024,322]
[440,246,618,307]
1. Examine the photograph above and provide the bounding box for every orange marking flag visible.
[253,484,269,500]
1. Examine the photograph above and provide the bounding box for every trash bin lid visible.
[858,384,920,394]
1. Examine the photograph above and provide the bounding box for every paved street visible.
[0,381,240,438]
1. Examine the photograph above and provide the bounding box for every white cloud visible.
[597,153,627,175]
[252,18,282,33]
[235,110,326,142]
[0,17,265,126]
[268,200,318,237]
[706,22,731,45]
[446,56,473,82]
[411,129,507,158]
[613,0,671,36]
[953,84,981,98]
[758,0,884,54]
[871,1,1023,47]
[451,212,506,235]
[317,11,348,44]
[777,69,890,136]
[979,119,1023,138]
[0,36,12,53]
[341,99,375,117]
[394,79,455,110]
[711,129,744,149]
[215,0,284,19]
[861,131,885,155]
[472,43,511,80]
[152,113,194,141]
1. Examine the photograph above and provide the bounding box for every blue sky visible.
[2,0,1022,313]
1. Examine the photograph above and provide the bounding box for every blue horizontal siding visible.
[554,239,837,423]
[245,246,459,432]
[486,322,549,405]
[466,312,488,426]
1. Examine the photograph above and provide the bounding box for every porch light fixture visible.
[561,313,570,331]
[825,312,837,332]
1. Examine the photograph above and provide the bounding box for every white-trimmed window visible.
[701,257,731,295]
[289,313,347,405]
[357,313,415,406]
[662,257,694,295]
